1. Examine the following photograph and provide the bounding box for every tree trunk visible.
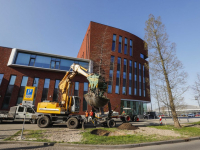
[156,37,181,128]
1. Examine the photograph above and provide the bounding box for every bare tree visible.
[144,14,188,128]
[92,27,111,81]
[192,73,200,108]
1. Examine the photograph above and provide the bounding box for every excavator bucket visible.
[84,92,109,109]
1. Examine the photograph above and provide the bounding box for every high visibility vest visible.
[90,112,94,116]
[85,112,89,117]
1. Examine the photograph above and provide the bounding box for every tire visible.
[120,117,126,122]
[37,116,50,128]
[30,119,36,124]
[67,118,79,129]
[107,119,116,128]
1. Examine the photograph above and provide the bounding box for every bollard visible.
[159,116,162,125]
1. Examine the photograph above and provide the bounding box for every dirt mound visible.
[90,129,110,136]
[118,123,139,130]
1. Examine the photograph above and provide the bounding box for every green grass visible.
[150,125,200,137]
[73,127,176,145]
[24,130,52,142]
[4,130,21,141]
[188,121,200,125]
[4,130,52,142]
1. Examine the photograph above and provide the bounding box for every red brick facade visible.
[77,22,150,113]
[0,47,89,115]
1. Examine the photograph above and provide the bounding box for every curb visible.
[0,137,200,149]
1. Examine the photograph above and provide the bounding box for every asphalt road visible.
[1,140,200,150]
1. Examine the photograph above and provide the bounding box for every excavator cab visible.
[71,96,80,113]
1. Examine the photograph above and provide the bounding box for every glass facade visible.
[129,60,132,95]
[121,100,144,115]
[74,82,79,96]
[134,62,137,95]
[41,78,50,101]
[16,76,28,105]
[112,34,116,51]
[15,52,89,71]
[130,40,133,56]
[139,63,142,96]
[118,36,122,53]
[122,59,127,94]
[53,80,60,101]
[83,82,88,111]
[0,74,4,86]
[108,56,115,93]
[143,65,146,97]
[1,75,16,109]
[32,77,39,104]
[124,38,127,55]
[115,57,121,94]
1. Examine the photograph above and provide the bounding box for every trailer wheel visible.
[67,118,78,129]
[37,116,50,128]
[107,119,116,128]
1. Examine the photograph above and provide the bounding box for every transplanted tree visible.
[144,14,188,128]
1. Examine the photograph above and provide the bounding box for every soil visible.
[118,123,139,130]
[90,129,110,136]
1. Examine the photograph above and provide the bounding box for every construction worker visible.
[90,110,94,118]
[85,110,89,123]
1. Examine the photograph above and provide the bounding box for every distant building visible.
[155,105,200,116]
[0,21,150,115]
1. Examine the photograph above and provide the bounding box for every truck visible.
[0,104,40,124]
[33,63,116,129]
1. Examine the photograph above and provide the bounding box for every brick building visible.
[0,22,150,116]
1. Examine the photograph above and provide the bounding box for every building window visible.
[14,52,89,71]
[129,60,133,95]
[15,53,31,66]
[1,75,16,109]
[143,65,146,97]
[83,82,88,111]
[134,62,137,95]
[0,74,4,86]
[118,36,122,53]
[130,40,133,56]
[41,78,50,101]
[140,53,148,60]
[35,55,51,68]
[124,38,128,55]
[122,59,127,94]
[53,80,60,101]
[32,78,39,104]
[108,56,115,93]
[139,63,142,96]
[29,55,36,66]
[112,34,116,51]
[16,76,28,105]
[51,58,61,69]
[115,57,121,94]
[74,82,79,96]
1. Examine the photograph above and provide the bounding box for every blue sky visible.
[0,0,200,108]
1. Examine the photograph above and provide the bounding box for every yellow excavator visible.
[34,63,114,129]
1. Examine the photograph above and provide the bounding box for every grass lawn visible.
[150,124,200,137]
[74,128,177,145]
[4,130,52,142]
[4,121,200,145]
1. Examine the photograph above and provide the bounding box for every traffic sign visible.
[23,86,35,101]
